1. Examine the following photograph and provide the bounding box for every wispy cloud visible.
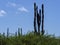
[7,2,16,7]
[6,2,29,13]
[18,7,29,12]
[0,10,7,16]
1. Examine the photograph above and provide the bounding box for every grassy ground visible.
[0,32,60,45]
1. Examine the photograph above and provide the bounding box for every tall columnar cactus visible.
[41,4,44,35]
[7,28,9,38]
[36,6,40,34]
[3,32,5,38]
[38,9,41,34]
[18,28,20,36]
[21,28,22,36]
[15,32,17,37]
[34,2,37,33]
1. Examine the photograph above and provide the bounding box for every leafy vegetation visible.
[0,32,60,45]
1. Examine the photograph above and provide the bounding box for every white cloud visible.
[18,7,29,12]
[7,2,16,7]
[0,10,7,16]
[6,2,29,13]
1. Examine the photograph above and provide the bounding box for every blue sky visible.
[0,0,60,36]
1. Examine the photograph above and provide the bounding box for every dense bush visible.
[0,32,60,45]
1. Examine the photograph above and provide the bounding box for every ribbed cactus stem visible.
[34,2,37,33]
[3,32,5,38]
[15,32,17,37]
[7,28,9,38]
[21,28,22,36]
[41,4,44,35]
[18,28,20,36]
[38,9,41,34]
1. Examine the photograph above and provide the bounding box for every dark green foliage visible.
[0,32,60,45]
